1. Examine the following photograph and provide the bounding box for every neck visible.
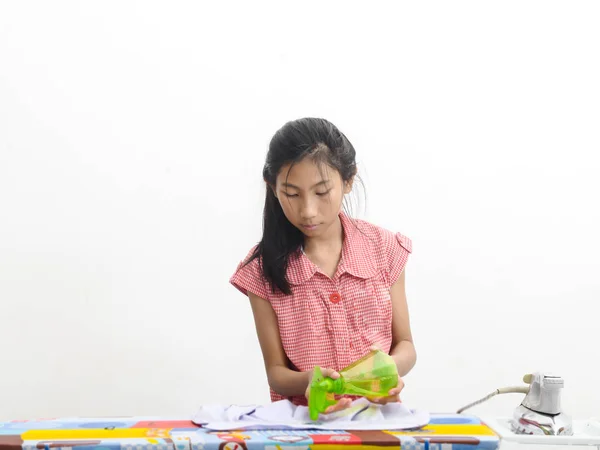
[303,216,343,254]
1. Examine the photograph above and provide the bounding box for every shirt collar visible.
[287,212,378,286]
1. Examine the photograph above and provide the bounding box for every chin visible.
[299,228,318,237]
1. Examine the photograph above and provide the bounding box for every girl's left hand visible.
[366,379,405,405]
[366,343,405,404]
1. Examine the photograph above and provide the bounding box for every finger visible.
[368,394,400,405]
[325,398,352,414]
[323,368,341,379]
[327,400,347,413]
[339,398,352,408]
[325,403,343,414]
[389,380,405,396]
[386,394,401,404]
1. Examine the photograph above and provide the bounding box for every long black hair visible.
[246,117,360,295]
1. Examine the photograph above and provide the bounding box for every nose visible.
[300,197,317,220]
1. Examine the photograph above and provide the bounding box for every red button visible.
[330,293,341,303]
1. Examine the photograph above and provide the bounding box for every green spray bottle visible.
[308,349,399,420]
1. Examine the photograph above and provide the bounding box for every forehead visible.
[276,158,339,187]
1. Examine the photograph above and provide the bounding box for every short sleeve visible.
[381,230,412,286]
[229,247,271,300]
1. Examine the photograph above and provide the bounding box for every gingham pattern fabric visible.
[230,212,412,405]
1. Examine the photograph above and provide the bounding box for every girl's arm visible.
[389,270,417,376]
[248,292,360,413]
[248,292,309,396]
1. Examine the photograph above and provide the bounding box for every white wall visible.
[1,1,599,422]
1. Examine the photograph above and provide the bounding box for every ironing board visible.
[0,414,499,450]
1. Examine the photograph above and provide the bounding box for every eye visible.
[283,192,298,198]
[316,190,331,196]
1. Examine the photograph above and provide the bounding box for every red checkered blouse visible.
[230,212,412,406]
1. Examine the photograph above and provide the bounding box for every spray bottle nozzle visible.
[308,366,339,420]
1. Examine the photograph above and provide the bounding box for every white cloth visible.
[192,398,430,431]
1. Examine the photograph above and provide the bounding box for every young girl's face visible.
[274,157,352,237]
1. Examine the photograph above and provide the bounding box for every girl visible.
[230,118,416,414]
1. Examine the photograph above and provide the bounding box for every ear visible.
[343,175,355,195]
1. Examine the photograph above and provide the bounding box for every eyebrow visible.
[282,180,331,190]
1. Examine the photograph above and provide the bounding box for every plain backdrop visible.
[1,1,599,421]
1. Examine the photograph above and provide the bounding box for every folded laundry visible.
[192,398,430,431]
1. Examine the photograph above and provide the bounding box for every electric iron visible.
[457,372,573,436]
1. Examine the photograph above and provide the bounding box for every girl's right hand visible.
[305,367,352,414]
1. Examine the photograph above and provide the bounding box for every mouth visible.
[301,223,320,230]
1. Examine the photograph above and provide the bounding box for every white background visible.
[1,1,599,422]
